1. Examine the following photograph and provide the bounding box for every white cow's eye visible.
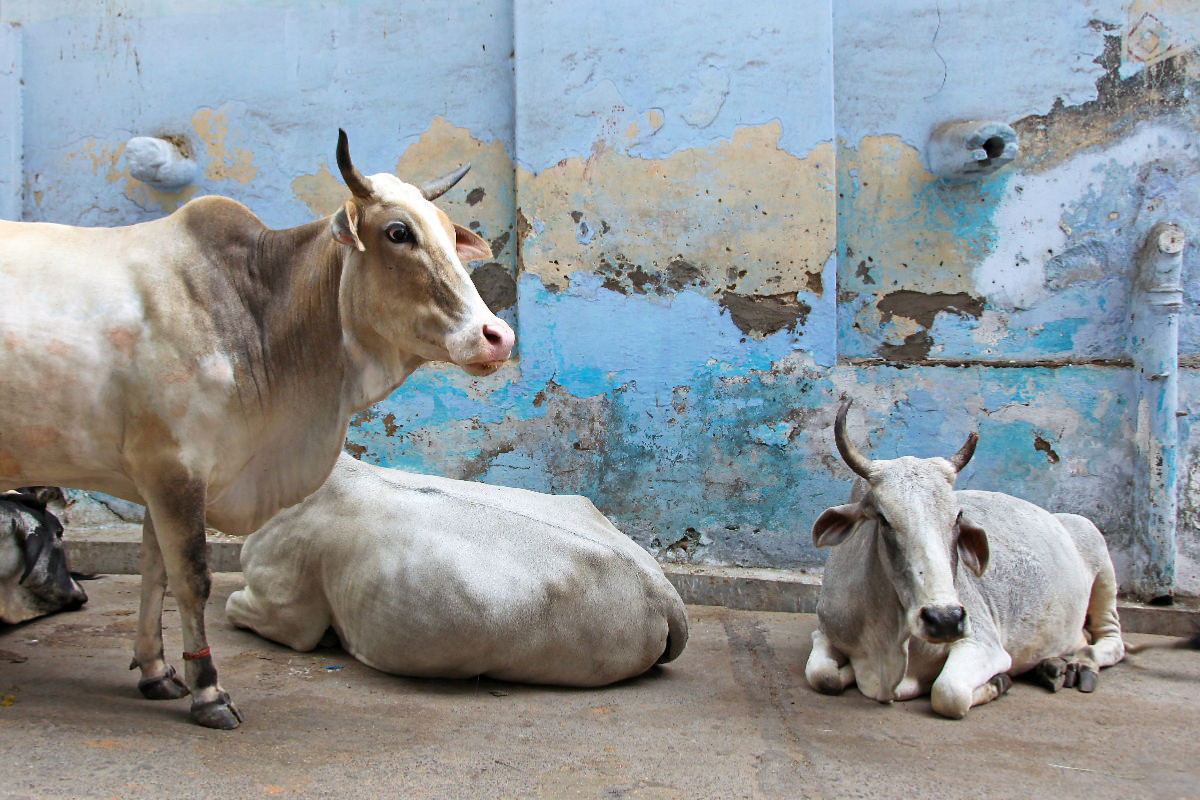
[385,223,411,244]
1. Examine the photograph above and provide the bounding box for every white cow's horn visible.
[947,432,978,472]
[336,129,373,199]
[834,399,874,479]
[420,163,471,201]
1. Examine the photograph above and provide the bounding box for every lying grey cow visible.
[227,454,688,686]
[1,493,88,623]
[805,401,1124,718]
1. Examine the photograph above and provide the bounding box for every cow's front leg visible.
[130,516,189,700]
[143,476,243,729]
[929,641,1012,719]
[805,628,855,694]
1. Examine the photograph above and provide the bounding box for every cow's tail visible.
[657,594,689,665]
[1125,624,1200,654]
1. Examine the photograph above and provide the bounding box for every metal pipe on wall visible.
[1131,221,1187,602]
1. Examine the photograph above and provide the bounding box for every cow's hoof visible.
[137,665,190,700]
[1033,657,1068,693]
[987,672,1012,696]
[1064,661,1098,693]
[190,692,244,729]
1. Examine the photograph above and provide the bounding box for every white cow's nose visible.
[481,320,515,362]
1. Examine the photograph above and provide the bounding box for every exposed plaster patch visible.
[191,107,258,184]
[518,123,834,302]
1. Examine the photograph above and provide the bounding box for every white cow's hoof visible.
[1033,657,1068,693]
[191,692,244,729]
[1063,660,1098,693]
[987,672,1012,696]
[135,663,190,700]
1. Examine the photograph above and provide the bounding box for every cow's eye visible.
[385,223,411,244]
[875,511,890,528]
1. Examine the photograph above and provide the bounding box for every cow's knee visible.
[806,659,849,695]
[930,680,972,719]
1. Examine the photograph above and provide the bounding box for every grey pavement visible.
[1,574,1198,799]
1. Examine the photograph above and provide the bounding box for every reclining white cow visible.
[226,453,688,686]
[805,400,1125,718]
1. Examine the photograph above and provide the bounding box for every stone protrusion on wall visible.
[124,135,198,191]
[925,120,1018,184]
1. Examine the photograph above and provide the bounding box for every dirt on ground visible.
[0,574,1197,800]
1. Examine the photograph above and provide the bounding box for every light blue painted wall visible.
[2,1,1198,596]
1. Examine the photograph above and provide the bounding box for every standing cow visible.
[0,493,88,623]
[805,400,1125,719]
[0,131,513,727]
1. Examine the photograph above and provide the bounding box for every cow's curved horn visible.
[946,432,978,473]
[419,163,471,201]
[834,399,874,479]
[336,129,373,199]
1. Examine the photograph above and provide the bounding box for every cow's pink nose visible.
[482,320,515,361]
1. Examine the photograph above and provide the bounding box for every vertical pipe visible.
[0,22,22,221]
[1131,221,1186,602]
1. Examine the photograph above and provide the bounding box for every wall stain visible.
[876,290,984,329]
[720,291,811,337]
[1034,434,1061,463]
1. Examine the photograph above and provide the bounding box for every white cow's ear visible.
[956,516,989,577]
[332,201,365,252]
[812,504,867,548]
[454,224,492,263]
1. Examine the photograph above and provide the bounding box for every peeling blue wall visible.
[3,0,1199,596]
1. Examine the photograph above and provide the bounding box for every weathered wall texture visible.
[2,0,1199,596]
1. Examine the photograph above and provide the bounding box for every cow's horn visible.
[947,432,978,472]
[419,163,471,201]
[336,129,373,199]
[834,399,874,479]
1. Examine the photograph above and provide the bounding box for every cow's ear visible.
[812,504,867,548]
[454,224,492,263]
[332,201,365,252]
[956,515,989,578]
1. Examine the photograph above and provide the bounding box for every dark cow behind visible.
[0,493,88,623]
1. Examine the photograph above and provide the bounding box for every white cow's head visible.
[812,400,989,645]
[331,130,515,377]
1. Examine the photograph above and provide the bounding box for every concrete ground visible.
[1,575,1197,799]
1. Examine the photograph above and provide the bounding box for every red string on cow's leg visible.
[143,475,242,729]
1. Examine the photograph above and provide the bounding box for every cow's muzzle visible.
[917,604,967,643]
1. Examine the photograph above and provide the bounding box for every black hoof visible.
[137,665,191,700]
[1033,657,1068,693]
[191,691,244,729]
[1063,660,1098,692]
[988,672,1012,696]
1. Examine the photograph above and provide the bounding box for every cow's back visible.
[954,490,1095,671]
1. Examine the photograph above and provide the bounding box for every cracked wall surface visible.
[3,0,1199,596]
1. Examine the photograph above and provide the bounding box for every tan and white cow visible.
[0,131,513,727]
[805,400,1125,719]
